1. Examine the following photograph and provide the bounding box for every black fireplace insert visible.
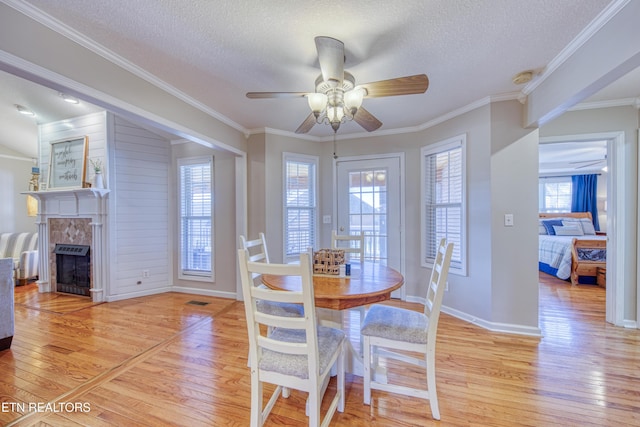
[54,244,91,296]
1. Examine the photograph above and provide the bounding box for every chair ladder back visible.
[238,249,321,365]
[238,249,345,426]
[424,239,454,320]
[240,233,270,263]
[331,230,365,264]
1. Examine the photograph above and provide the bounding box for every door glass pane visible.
[348,169,388,265]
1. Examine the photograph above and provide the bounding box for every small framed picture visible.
[47,136,88,190]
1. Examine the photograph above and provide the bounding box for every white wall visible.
[254,100,541,333]
[108,114,171,298]
[171,141,238,296]
[489,101,539,328]
[0,145,36,233]
[263,133,327,263]
[540,105,640,323]
[38,111,107,188]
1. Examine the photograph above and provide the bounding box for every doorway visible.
[335,154,404,298]
[539,132,625,325]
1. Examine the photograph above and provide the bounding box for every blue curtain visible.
[571,174,599,231]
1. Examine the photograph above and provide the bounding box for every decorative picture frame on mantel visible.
[47,136,89,190]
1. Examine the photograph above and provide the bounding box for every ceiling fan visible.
[246,36,429,134]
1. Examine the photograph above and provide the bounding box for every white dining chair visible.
[240,233,304,318]
[331,230,364,264]
[360,238,453,420]
[238,249,346,427]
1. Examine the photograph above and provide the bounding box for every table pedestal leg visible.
[316,308,387,382]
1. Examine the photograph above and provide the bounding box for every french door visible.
[336,155,403,298]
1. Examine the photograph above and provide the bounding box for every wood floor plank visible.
[2,272,640,426]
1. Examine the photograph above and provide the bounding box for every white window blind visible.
[284,153,317,262]
[539,177,572,213]
[421,135,466,275]
[178,157,213,279]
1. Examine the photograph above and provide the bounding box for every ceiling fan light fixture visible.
[246,37,428,135]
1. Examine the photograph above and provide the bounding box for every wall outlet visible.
[142,269,150,278]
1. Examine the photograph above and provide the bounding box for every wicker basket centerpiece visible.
[313,249,345,275]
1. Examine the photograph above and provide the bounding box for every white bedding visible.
[538,235,606,280]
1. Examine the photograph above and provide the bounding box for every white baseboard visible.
[405,295,542,337]
[106,286,172,302]
[442,305,542,337]
[170,286,236,300]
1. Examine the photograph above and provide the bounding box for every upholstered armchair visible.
[0,232,38,286]
[0,258,14,350]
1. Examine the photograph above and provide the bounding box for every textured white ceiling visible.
[3,0,634,159]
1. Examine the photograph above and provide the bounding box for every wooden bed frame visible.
[539,212,606,286]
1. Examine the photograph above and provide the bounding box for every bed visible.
[538,212,606,286]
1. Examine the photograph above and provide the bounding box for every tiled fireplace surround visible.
[27,189,109,302]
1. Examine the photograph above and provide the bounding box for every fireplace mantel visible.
[24,189,109,217]
[22,188,110,302]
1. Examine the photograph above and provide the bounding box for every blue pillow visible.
[542,220,564,235]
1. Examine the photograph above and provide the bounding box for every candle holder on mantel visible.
[29,166,39,192]
[27,166,39,216]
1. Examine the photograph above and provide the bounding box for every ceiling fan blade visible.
[359,74,429,98]
[354,107,382,132]
[575,160,604,169]
[295,113,317,134]
[246,92,308,99]
[315,36,344,85]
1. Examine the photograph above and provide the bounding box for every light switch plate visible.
[504,213,514,227]
[323,215,331,224]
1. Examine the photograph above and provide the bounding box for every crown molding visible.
[521,0,631,96]
[570,97,640,111]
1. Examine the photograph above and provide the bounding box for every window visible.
[284,153,317,262]
[539,177,572,213]
[421,135,466,275]
[178,157,213,280]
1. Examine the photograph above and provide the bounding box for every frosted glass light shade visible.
[307,93,327,114]
[344,88,364,113]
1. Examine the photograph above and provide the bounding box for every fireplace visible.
[25,188,109,302]
[54,244,91,296]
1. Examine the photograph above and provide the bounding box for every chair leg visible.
[250,374,263,427]
[338,341,345,412]
[363,336,372,405]
[309,387,321,427]
[426,348,440,420]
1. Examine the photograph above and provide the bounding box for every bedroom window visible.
[539,177,572,213]
[421,134,466,275]
[284,153,317,263]
[178,156,213,281]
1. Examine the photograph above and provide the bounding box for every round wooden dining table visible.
[261,262,404,310]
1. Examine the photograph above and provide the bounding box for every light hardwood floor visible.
[1,274,639,426]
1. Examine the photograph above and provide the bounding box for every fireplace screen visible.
[54,244,91,296]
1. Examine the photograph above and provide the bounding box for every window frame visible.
[420,134,467,276]
[538,175,572,213]
[283,152,318,263]
[177,156,214,282]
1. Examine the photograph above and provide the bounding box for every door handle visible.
[339,226,345,232]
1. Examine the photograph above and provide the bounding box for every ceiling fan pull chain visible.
[333,132,338,159]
